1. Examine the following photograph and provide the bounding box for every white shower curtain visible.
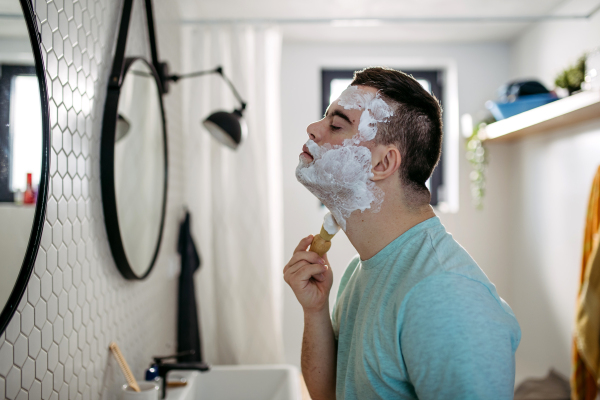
[181,25,284,365]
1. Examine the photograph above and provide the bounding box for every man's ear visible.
[371,144,401,181]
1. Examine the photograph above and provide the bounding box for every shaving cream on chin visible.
[295,140,383,231]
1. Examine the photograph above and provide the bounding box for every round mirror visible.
[101,58,167,280]
[0,0,50,334]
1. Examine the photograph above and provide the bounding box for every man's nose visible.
[306,120,323,143]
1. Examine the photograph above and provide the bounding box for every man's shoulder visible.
[401,272,521,349]
[400,272,520,400]
[406,272,504,309]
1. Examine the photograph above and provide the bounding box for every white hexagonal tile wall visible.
[41,322,52,352]
[41,371,52,399]
[0,0,183,398]
[21,358,35,390]
[5,314,20,343]
[35,349,47,381]
[20,304,34,337]
[34,299,47,329]
[6,366,21,399]
[29,379,41,399]
[13,335,28,368]
[28,328,41,359]
[28,276,41,306]
[0,342,13,375]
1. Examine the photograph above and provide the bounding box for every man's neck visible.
[343,190,436,261]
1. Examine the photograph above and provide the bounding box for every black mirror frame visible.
[0,0,51,335]
[100,52,168,279]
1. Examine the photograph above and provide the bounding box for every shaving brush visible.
[308,212,340,257]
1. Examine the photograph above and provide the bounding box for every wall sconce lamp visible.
[167,67,248,150]
[140,0,248,149]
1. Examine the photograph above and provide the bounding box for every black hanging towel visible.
[177,211,203,363]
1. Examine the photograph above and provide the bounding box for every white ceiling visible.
[175,0,600,43]
[179,0,566,20]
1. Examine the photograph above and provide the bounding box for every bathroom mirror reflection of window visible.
[11,74,42,193]
[0,65,42,303]
[0,65,41,202]
[322,69,444,206]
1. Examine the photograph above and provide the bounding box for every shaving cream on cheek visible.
[295,86,393,231]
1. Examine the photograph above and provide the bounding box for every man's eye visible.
[330,125,341,131]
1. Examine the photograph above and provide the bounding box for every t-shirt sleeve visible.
[400,273,520,400]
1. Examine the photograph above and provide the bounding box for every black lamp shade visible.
[202,110,247,150]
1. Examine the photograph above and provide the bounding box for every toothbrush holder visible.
[120,382,160,400]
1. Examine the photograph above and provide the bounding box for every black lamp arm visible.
[168,66,247,112]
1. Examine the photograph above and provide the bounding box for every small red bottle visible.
[24,173,35,204]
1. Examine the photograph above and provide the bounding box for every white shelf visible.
[482,90,600,142]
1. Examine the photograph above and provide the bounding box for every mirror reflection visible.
[114,59,165,277]
[0,2,43,312]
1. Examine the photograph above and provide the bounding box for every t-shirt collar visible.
[360,216,440,269]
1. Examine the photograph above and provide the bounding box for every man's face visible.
[300,85,379,162]
[295,85,390,231]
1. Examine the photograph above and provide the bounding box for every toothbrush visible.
[109,342,141,392]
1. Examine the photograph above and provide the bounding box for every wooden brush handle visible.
[109,342,141,392]
[309,226,336,257]
[309,234,331,257]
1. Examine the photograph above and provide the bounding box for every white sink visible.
[164,365,302,400]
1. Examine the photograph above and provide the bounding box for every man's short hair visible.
[351,67,443,205]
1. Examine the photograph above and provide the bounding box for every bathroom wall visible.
[280,41,514,368]
[505,5,600,382]
[0,0,185,398]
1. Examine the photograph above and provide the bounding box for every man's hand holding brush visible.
[283,235,333,314]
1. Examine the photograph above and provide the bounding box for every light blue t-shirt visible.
[332,217,521,399]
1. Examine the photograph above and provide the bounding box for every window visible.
[322,69,444,206]
[0,65,41,202]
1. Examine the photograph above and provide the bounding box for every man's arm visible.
[284,236,337,400]
[302,306,337,400]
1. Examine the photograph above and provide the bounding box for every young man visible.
[284,67,521,399]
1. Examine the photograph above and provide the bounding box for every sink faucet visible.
[152,351,210,399]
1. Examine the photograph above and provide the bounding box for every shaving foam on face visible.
[323,212,340,235]
[338,86,393,143]
[296,86,393,231]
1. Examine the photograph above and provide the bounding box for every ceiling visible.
[175,0,600,43]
